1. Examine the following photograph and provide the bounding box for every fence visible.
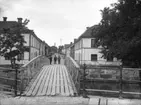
[0,67,17,96]
[0,55,46,96]
[64,56,81,95]
[80,65,141,98]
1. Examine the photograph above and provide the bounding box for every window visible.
[91,54,97,61]
[17,53,24,60]
[5,56,10,60]
[91,39,96,48]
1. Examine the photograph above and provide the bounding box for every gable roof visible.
[0,20,32,33]
[0,21,17,30]
[74,25,99,44]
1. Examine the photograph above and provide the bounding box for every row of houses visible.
[0,17,49,65]
[62,25,121,66]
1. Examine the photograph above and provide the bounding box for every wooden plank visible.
[41,65,52,95]
[62,66,70,96]
[60,65,65,96]
[50,65,57,96]
[46,65,54,95]
[0,67,15,71]
[63,65,74,96]
[25,67,45,96]
[31,67,47,96]
[36,66,50,96]
[56,65,60,94]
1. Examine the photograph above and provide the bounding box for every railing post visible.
[27,65,31,83]
[20,68,24,96]
[77,68,80,95]
[14,64,18,96]
[119,65,123,98]
[82,63,88,98]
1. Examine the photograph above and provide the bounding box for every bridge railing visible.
[0,67,17,96]
[80,65,141,99]
[64,56,81,95]
[0,55,47,96]
[19,55,46,95]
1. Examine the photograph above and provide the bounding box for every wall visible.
[0,51,29,65]
[74,38,121,66]
[82,38,91,47]
[23,33,30,46]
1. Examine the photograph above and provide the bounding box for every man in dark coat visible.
[58,55,61,64]
[49,55,52,64]
[54,55,57,64]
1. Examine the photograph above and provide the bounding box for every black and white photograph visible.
[0,0,141,105]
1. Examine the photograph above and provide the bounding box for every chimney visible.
[17,18,23,23]
[86,27,90,30]
[3,17,7,22]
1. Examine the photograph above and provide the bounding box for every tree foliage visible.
[0,19,29,68]
[93,0,141,67]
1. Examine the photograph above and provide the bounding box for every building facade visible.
[0,17,49,65]
[72,26,121,66]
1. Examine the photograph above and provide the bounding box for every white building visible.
[62,44,70,56]
[73,25,121,66]
[0,17,49,65]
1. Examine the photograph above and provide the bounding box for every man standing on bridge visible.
[54,55,57,64]
[49,55,52,64]
[58,55,61,64]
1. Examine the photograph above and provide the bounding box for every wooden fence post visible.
[20,69,24,95]
[14,64,18,96]
[119,65,123,98]
[82,63,88,98]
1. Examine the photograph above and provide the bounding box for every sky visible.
[0,0,117,47]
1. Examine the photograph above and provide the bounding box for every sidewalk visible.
[0,96,89,105]
[88,96,141,105]
[0,96,141,105]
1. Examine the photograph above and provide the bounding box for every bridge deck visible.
[24,64,76,96]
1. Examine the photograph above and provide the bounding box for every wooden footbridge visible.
[0,54,80,97]
[24,64,77,96]
[1,54,141,105]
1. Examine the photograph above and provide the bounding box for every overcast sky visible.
[0,0,117,47]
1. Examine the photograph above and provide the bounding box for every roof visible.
[0,18,49,47]
[75,25,100,44]
[0,21,17,30]
[0,20,32,33]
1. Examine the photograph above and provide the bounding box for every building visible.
[62,44,70,55]
[72,25,121,66]
[0,17,49,65]
[49,46,58,55]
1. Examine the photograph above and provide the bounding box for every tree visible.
[93,0,141,68]
[0,19,29,68]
